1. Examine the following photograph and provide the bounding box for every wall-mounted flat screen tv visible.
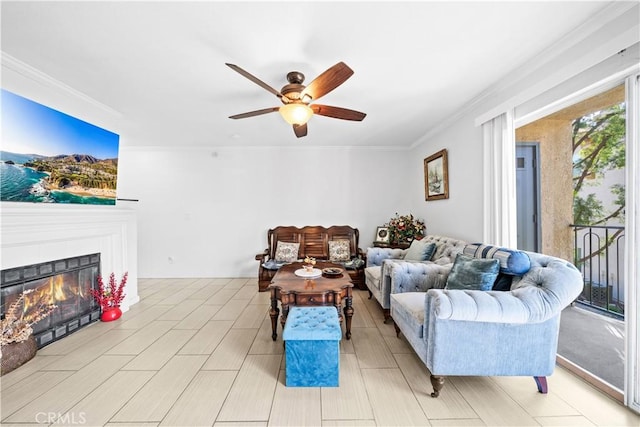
[1,89,119,205]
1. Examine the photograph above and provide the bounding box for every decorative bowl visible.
[322,267,343,277]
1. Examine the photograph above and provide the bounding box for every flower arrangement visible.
[386,213,425,243]
[303,256,316,272]
[90,272,127,310]
[1,290,57,345]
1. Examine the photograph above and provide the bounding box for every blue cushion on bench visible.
[262,259,287,270]
[341,258,365,270]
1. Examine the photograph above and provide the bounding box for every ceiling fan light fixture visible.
[279,103,313,125]
[227,62,364,136]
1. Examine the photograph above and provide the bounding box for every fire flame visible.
[52,275,67,301]
[22,275,74,314]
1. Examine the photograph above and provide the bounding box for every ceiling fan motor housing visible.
[281,83,306,103]
[286,71,305,84]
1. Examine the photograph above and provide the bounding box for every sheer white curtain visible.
[482,111,517,248]
[624,73,639,413]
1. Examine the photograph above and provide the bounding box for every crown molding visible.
[1,51,123,117]
[409,1,639,150]
[120,144,410,152]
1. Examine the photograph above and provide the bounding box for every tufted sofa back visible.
[366,248,406,267]
[430,251,583,324]
[510,251,584,321]
[421,235,467,264]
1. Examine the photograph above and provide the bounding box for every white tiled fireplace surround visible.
[1,204,139,312]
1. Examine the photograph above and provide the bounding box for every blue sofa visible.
[389,246,583,398]
[364,235,467,322]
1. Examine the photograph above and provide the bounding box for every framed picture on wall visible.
[374,226,390,243]
[424,149,449,201]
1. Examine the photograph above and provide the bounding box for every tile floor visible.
[2,277,639,426]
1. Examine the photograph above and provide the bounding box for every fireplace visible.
[1,254,102,348]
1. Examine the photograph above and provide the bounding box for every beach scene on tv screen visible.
[1,89,120,205]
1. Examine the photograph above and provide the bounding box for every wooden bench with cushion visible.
[255,225,366,292]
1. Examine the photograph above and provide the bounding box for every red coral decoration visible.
[90,272,127,310]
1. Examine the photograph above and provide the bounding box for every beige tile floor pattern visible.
[2,277,639,427]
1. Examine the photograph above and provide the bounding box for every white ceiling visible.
[1,1,612,148]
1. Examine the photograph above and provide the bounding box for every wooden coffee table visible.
[268,261,354,341]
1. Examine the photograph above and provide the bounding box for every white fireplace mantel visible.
[1,203,139,311]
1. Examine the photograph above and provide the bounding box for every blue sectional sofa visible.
[389,244,583,397]
[364,235,467,322]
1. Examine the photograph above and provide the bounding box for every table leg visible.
[344,295,354,340]
[334,292,344,324]
[269,289,279,341]
[280,302,290,332]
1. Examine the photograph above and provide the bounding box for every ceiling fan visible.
[226,62,366,138]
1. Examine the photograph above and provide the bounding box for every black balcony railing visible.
[571,224,625,319]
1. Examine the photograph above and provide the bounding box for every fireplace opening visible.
[1,254,101,348]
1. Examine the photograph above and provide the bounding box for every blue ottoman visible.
[283,306,342,387]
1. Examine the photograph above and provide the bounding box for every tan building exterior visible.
[515,85,624,262]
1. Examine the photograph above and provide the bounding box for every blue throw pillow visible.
[445,254,500,291]
[463,243,531,275]
[262,259,285,270]
[343,258,365,270]
[404,240,436,261]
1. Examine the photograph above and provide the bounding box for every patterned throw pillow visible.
[463,243,531,275]
[328,239,351,262]
[274,241,300,263]
[445,254,500,291]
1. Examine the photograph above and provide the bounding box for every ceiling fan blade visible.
[229,107,280,119]
[300,62,354,101]
[311,104,366,121]
[226,63,282,98]
[293,123,308,138]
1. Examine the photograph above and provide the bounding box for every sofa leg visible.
[534,376,548,394]
[368,290,372,299]
[383,309,391,323]
[430,375,445,398]
[393,320,400,337]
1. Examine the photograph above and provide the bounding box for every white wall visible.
[407,2,639,247]
[408,124,485,243]
[118,146,411,277]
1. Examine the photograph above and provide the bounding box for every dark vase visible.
[101,307,122,322]
[1,335,37,376]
